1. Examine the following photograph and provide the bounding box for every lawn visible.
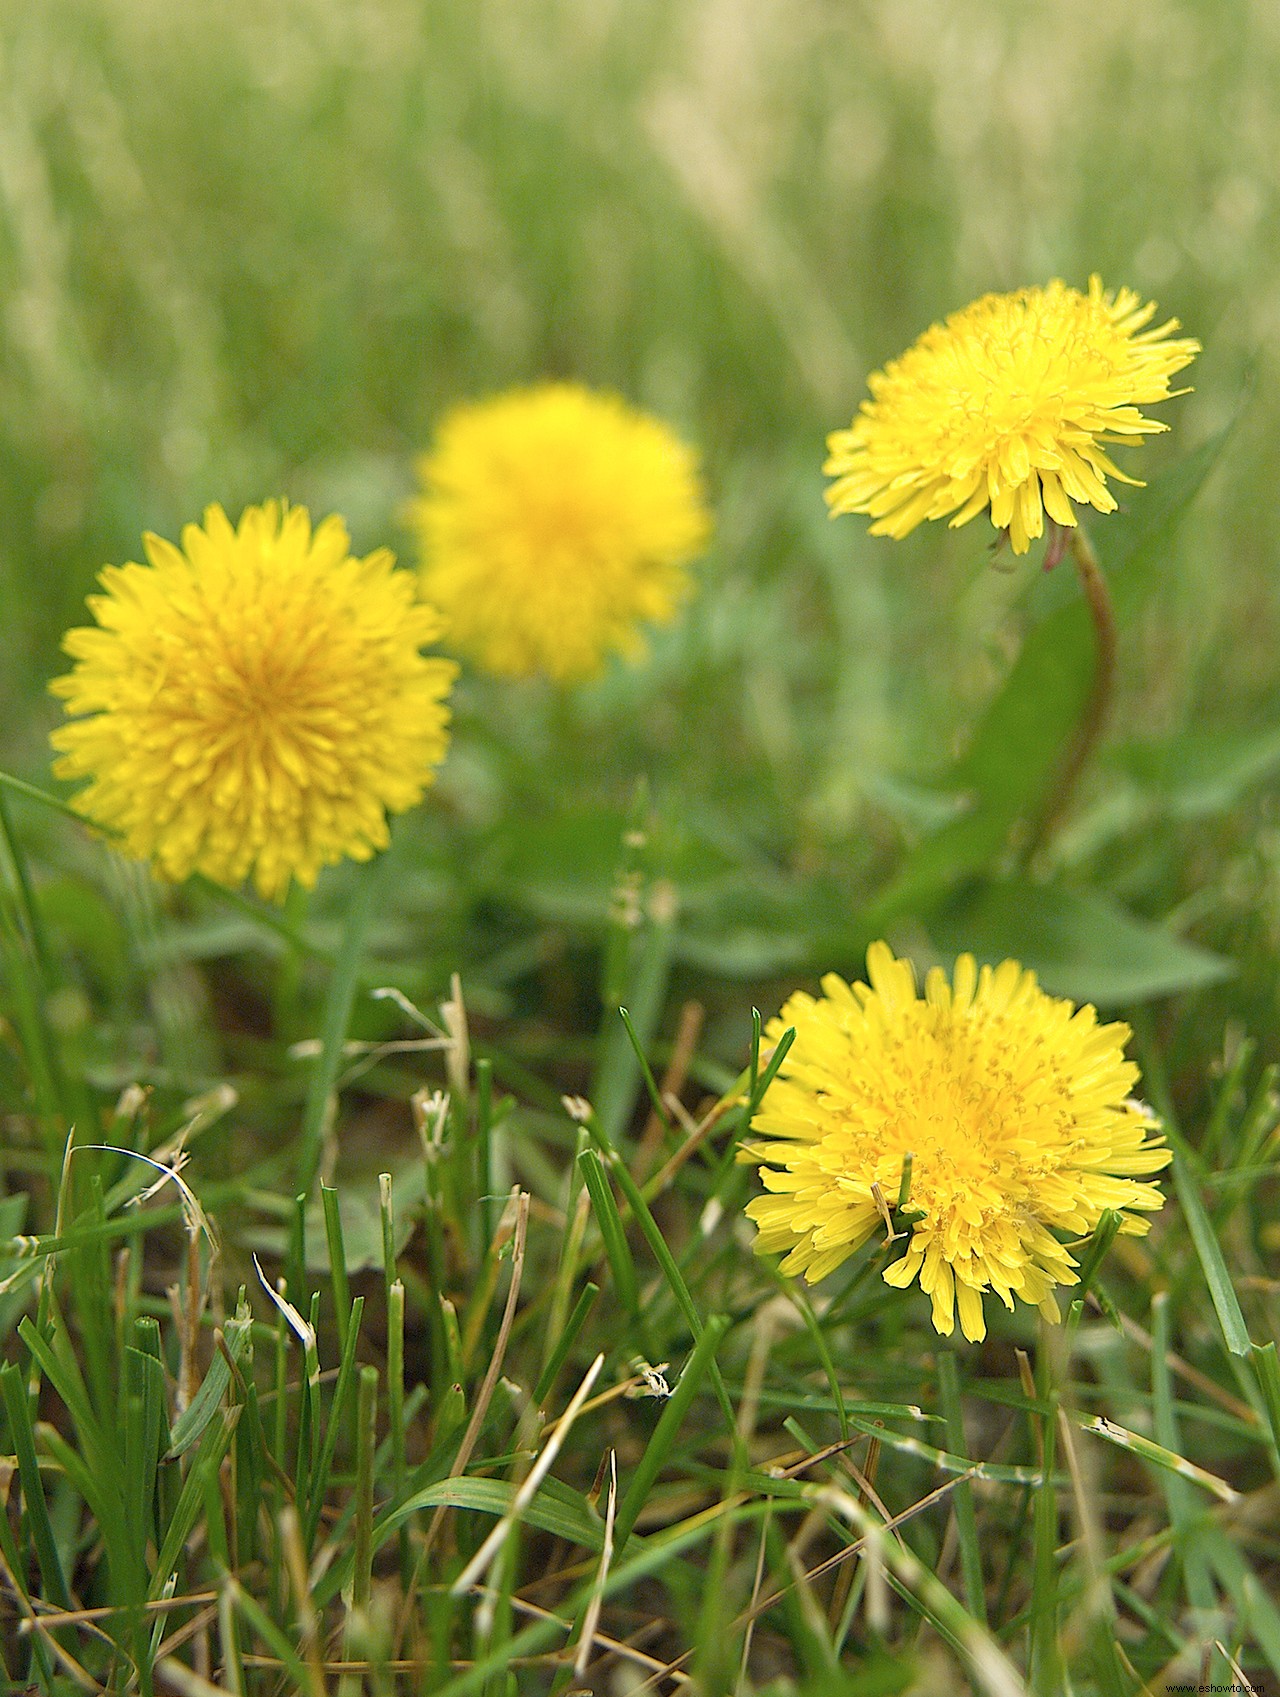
[0,1,1278,1692]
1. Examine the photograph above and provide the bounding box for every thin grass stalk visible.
[581,1106,740,1443]
[1029,1323,1063,1693]
[388,1279,411,1579]
[473,1057,495,1256]
[407,1192,529,1613]
[937,1349,986,1625]
[320,1183,352,1353]
[344,1368,379,1678]
[298,861,382,1193]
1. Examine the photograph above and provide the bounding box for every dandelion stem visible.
[1029,525,1116,855]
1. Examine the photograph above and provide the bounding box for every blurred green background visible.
[2,0,1278,1098]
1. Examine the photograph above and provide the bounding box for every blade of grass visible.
[937,1350,986,1625]
[320,1183,352,1353]
[533,1281,599,1408]
[617,1006,675,1136]
[817,1484,1028,1697]
[1150,1292,1219,1622]
[1250,1340,1280,1478]
[225,1575,321,1697]
[1028,1329,1063,1695]
[1070,1410,1237,1502]
[779,1281,849,1443]
[473,1056,496,1254]
[1202,1526,1280,1680]
[540,1143,591,1386]
[1233,1063,1280,1168]
[351,1367,378,1614]
[613,1312,731,1550]
[450,1353,606,1598]
[0,888,67,1151]
[297,862,382,1192]
[1202,1037,1256,1166]
[581,1104,739,1440]
[0,769,84,822]
[302,1296,366,1550]
[591,888,675,1146]
[1168,1145,1252,1357]
[0,1361,72,1610]
[577,1148,644,1341]
[168,1305,253,1458]
[150,1408,240,1602]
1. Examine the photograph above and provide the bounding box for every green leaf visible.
[869,424,1235,923]
[1097,422,1238,604]
[376,1473,604,1552]
[243,1165,425,1275]
[674,925,809,976]
[0,1361,73,1610]
[167,1305,253,1458]
[1119,721,1280,819]
[578,1147,642,1333]
[151,1410,240,1600]
[930,879,1231,1005]
[1071,1410,1238,1502]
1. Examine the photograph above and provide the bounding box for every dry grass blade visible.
[1055,1408,1114,1630]
[451,1352,606,1598]
[817,1486,1028,1697]
[279,1506,326,1697]
[1115,1309,1257,1423]
[634,1469,978,1695]
[573,1449,618,1678]
[633,1000,704,1182]
[423,1189,530,1560]
[503,1593,693,1685]
[643,1093,736,1199]
[156,1659,230,1697]
[152,1605,220,1668]
[0,1543,100,1693]
[735,1503,772,1695]
[21,1593,219,1628]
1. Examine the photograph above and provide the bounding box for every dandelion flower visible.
[51,502,457,900]
[408,382,711,681]
[825,277,1199,555]
[745,943,1169,1342]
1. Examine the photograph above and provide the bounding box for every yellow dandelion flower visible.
[825,277,1199,555]
[408,382,711,682]
[745,943,1169,1342]
[51,502,458,900]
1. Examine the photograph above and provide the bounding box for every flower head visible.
[408,382,711,681]
[825,277,1199,555]
[746,943,1169,1341]
[51,502,457,899]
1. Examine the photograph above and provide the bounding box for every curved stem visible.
[0,769,82,822]
[1028,526,1117,856]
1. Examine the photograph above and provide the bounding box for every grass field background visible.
[1,2,1280,1692]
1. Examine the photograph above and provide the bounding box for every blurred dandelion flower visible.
[408,382,711,681]
[746,943,1169,1342]
[51,502,457,900]
[825,277,1199,555]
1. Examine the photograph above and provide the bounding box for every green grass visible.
[1,0,1279,1691]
